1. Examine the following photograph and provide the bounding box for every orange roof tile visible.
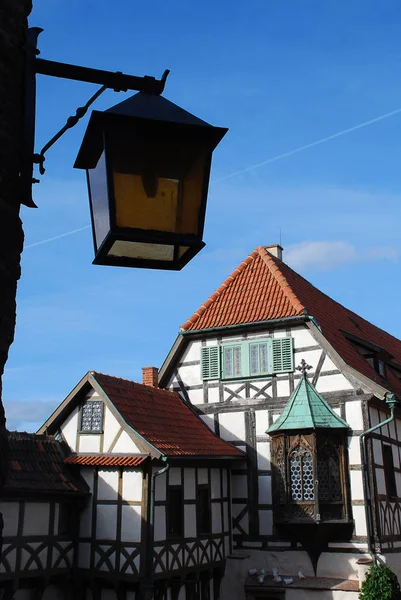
[181,246,401,396]
[65,454,148,467]
[92,373,243,458]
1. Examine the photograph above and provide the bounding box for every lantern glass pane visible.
[108,240,174,261]
[87,151,110,250]
[113,172,182,233]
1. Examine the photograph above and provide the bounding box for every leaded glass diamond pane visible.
[80,400,103,432]
[290,445,315,502]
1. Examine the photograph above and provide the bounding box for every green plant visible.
[360,564,401,600]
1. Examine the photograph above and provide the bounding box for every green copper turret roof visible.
[266,372,350,434]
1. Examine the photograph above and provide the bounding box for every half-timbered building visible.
[3,242,401,600]
[158,244,401,599]
[34,370,243,600]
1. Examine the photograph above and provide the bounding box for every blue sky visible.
[4,0,401,431]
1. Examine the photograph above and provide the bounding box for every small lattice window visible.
[290,446,315,501]
[81,400,103,432]
[317,446,342,502]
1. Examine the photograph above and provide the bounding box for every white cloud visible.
[285,241,399,271]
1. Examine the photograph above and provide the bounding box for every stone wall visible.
[0,0,32,492]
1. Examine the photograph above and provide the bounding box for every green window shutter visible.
[271,337,294,373]
[201,346,220,380]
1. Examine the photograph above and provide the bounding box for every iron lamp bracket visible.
[21,27,170,208]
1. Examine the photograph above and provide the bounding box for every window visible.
[201,337,294,380]
[197,485,211,535]
[80,400,103,432]
[222,345,243,378]
[167,487,183,537]
[289,445,315,502]
[383,444,397,498]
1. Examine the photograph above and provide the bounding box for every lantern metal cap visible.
[74,92,228,170]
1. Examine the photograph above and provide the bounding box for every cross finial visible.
[296,359,312,378]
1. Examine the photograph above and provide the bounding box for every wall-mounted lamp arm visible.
[33,84,107,176]
[20,27,170,208]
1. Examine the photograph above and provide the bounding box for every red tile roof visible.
[65,454,148,467]
[181,246,401,396]
[3,432,89,496]
[92,372,243,458]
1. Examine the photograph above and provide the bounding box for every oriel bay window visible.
[201,337,294,380]
[267,360,353,569]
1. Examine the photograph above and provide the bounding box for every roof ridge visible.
[256,246,307,316]
[180,248,260,331]
[92,371,177,397]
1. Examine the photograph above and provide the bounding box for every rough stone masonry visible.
[0,0,33,497]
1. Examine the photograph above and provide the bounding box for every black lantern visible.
[74,93,227,270]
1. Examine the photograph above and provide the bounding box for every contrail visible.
[25,225,91,249]
[214,106,401,183]
[23,105,401,249]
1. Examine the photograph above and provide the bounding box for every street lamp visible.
[22,29,227,270]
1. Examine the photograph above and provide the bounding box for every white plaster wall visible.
[255,410,269,436]
[211,468,221,498]
[97,469,119,501]
[259,510,272,535]
[60,406,79,451]
[169,467,181,485]
[231,475,247,498]
[321,354,338,371]
[122,470,142,501]
[317,374,354,394]
[372,438,383,465]
[375,468,386,495]
[111,430,141,453]
[200,414,215,431]
[96,505,117,539]
[184,468,196,499]
[289,325,317,349]
[102,406,121,452]
[256,441,271,470]
[178,364,202,388]
[79,434,101,453]
[154,506,166,541]
[207,387,220,404]
[198,468,208,485]
[348,436,361,464]
[345,400,364,431]
[181,340,201,363]
[296,349,321,371]
[353,505,367,536]
[121,505,142,542]
[276,378,291,398]
[212,503,222,533]
[258,475,272,504]
[350,471,364,500]
[0,502,19,536]
[187,389,204,405]
[154,470,167,501]
[219,412,245,442]
[184,504,196,537]
[23,502,50,536]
